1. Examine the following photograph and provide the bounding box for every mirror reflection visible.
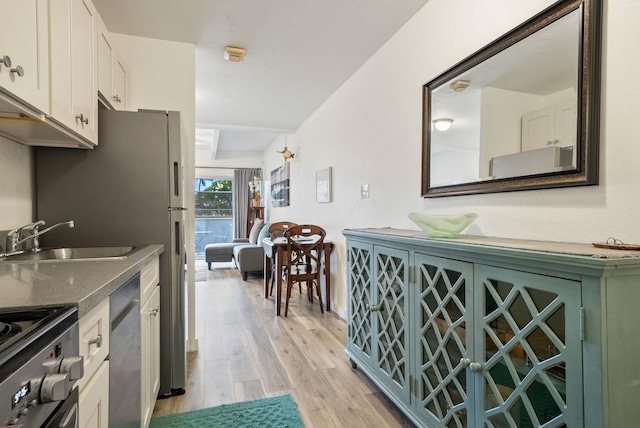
[430,8,581,188]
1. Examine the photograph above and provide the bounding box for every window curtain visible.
[233,168,261,239]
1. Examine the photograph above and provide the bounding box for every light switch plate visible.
[361,184,370,199]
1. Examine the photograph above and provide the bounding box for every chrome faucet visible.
[5,220,74,253]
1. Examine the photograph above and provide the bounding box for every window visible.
[194,178,233,258]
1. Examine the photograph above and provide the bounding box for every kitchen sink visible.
[1,246,137,262]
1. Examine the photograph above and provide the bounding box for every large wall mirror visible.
[422,0,602,197]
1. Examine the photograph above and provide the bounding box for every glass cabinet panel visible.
[374,246,409,399]
[416,254,474,427]
[475,265,581,428]
[347,242,374,366]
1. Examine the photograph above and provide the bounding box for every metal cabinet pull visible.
[460,358,471,368]
[88,334,103,348]
[10,65,24,77]
[75,114,89,125]
[151,305,159,316]
[0,55,11,67]
[113,94,121,103]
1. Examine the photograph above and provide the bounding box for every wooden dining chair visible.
[282,224,326,317]
[268,222,298,296]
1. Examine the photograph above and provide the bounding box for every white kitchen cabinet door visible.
[97,17,127,110]
[112,56,127,110]
[0,0,50,114]
[79,360,109,428]
[97,16,113,103]
[521,106,555,151]
[141,285,160,428]
[49,0,98,145]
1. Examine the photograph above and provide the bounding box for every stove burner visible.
[0,321,23,345]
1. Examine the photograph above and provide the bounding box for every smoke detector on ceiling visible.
[224,46,246,62]
[449,80,470,92]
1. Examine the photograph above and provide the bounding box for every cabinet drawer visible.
[77,298,109,392]
[141,257,160,304]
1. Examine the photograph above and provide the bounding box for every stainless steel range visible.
[0,307,84,428]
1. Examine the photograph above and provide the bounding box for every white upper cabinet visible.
[521,101,577,151]
[49,0,98,145]
[97,17,127,110]
[0,0,50,115]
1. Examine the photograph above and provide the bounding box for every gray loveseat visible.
[205,219,267,280]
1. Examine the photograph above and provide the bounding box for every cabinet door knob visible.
[88,333,103,348]
[76,113,89,125]
[470,362,483,373]
[0,55,11,67]
[151,305,159,316]
[460,358,471,368]
[368,302,383,312]
[10,65,24,77]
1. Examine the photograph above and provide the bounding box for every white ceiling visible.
[93,0,429,156]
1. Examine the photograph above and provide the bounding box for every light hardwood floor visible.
[152,261,415,427]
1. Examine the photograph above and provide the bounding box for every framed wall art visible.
[270,163,290,207]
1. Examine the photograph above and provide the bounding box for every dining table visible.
[262,237,334,316]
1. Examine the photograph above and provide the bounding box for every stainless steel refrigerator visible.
[35,109,187,399]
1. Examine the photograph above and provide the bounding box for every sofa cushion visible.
[248,219,264,244]
[204,243,237,262]
[257,223,270,244]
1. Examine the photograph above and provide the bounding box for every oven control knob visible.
[40,373,70,403]
[60,356,84,381]
[43,358,62,374]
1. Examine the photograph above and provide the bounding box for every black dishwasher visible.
[109,273,141,428]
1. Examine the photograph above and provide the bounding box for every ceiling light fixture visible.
[449,80,470,92]
[433,118,454,132]
[224,46,246,62]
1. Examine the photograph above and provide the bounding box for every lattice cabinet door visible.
[373,246,411,402]
[347,240,375,368]
[415,253,474,428]
[472,265,583,428]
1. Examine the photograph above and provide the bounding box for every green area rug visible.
[150,394,305,428]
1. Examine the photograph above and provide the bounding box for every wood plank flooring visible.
[152,261,415,427]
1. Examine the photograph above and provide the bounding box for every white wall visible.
[263,0,640,319]
[0,137,34,231]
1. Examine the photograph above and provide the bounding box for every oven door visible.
[42,387,78,428]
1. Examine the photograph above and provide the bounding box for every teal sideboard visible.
[343,228,640,428]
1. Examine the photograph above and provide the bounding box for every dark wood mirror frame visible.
[421,0,602,198]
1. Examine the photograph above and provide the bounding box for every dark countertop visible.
[0,244,164,317]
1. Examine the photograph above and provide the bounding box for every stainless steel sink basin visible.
[1,246,137,262]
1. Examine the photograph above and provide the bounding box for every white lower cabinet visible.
[141,286,160,427]
[345,228,640,428]
[78,298,110,427]
[78,360,109,428]
[141,257,161,427]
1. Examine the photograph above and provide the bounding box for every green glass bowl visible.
[408,212,478,238]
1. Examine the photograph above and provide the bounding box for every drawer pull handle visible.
[0,55,11,67]
[88,334,103,348]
